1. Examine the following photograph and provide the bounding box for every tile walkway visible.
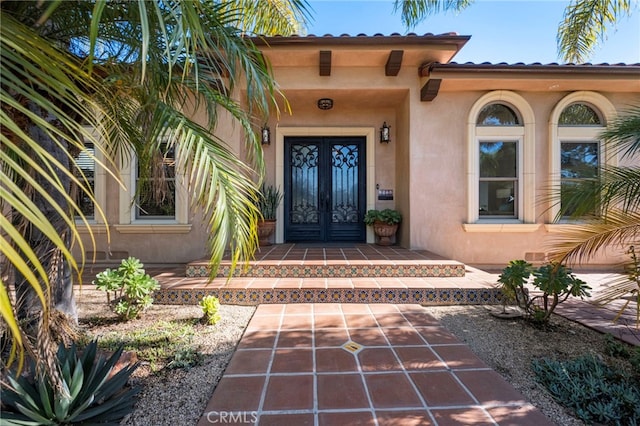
[198,303,553,426]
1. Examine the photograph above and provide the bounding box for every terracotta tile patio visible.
[197,303,553,426]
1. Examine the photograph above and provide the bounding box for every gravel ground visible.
[424,305,624,426]
[76,289,255,426]
[76,288,636,426]
[119,304,255,426]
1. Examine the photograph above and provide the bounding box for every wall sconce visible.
[380,122,391,143]
[261,125,270,145]
[317,98,333,110]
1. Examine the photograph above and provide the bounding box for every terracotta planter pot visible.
[373,221,398,246]
[257,219,276,246]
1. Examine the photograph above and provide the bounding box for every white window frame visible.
[547,91,617,228]
[116,145,190,234]
[464,91,538,233]
[477,135,522,220]
[75,126,106,227]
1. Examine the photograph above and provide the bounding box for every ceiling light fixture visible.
[317,98,334,110]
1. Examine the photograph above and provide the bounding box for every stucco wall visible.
[406,89,640,268]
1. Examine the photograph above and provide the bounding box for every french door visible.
[284,136,366,242]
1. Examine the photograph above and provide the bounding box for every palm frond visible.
[1,10,110,367]
[217,0,311,36]
[550,166,640,220]
[558,0,632,63]
[546,209,640,264]
[394,0,473,29]
[601,104,640,160]
[152,103,261,275]
[592,246,640,327]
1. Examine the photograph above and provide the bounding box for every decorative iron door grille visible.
[284,136,366,242]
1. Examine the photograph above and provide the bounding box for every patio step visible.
[185,244,466,278]
[154,285,503,306]
[186,260,466,278]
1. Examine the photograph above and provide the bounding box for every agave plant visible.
[1,340,138,425]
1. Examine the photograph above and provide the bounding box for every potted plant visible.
[364,208,402,246]
[256,184,282,246]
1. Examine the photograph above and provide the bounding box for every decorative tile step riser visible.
[185,264,466,278]
[154,288,504,306]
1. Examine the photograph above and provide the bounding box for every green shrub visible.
[363,209,402,225]
[532,355,640,425]
[200,295,222,325]
[497,259,532,308]
[604,333,631,358]
[604,333,640,376]
[93,257,160,320]
[1,340,138,425]
[167,347,203,370]
[96,320,196,371]
[497,260,591,323]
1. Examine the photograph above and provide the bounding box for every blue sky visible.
[305,0,640,64]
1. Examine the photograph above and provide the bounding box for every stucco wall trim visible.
[462,223,541,233]
[76,224,109,234]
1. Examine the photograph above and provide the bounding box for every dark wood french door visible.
[284,136,366,242]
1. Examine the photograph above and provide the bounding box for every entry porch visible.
[151,244,503,306]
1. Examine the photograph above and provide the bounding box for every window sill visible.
[462,223,541,233]
[544,224,584,233]
[114,224,192,234]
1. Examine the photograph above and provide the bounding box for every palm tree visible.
[393,0,634,63]
[1,0,309,373]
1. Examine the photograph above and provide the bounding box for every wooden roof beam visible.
[385,50,404,76]
[420,79,442,101]
[319,50,332,76]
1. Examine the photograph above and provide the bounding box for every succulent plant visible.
[1,340,138,425]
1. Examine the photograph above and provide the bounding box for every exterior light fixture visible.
[317,98,333,110]
[261,125,270,145]
[380,122,391,143]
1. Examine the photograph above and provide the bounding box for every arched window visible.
[477,103,521,126]
[465,92,537,232]
[558,103,602,126]
[549,93,616,223]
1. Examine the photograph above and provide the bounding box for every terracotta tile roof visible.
[252,32,470,47]
[420,61,640,76]
[448,61,640,67]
